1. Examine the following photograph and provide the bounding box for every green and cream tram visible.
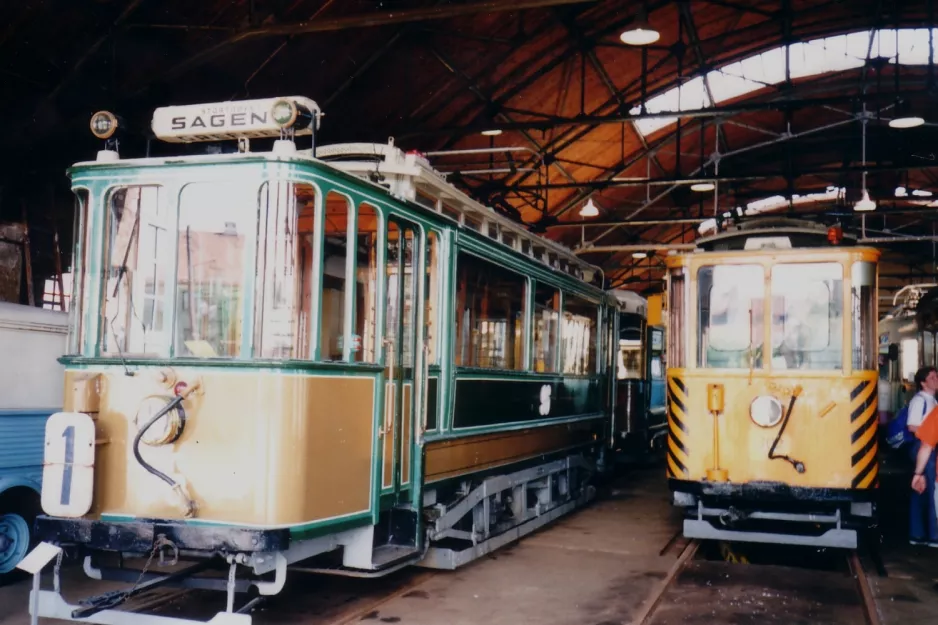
[22,96,622,624]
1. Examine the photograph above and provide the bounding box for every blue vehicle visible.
[607,290,667,460]
[0,301,67,579]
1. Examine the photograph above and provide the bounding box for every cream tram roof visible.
[607,289,647,316]
[315,140,599,282]
[81,96,601,285]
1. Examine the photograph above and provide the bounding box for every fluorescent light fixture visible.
[889,116,925,129]
[854,189,876,212]
[579,198,599,217]
[481,129,502,136]
[913,189,933,197]
[632,251,648,259]
[895,186,907,197]
[690,182,715,192]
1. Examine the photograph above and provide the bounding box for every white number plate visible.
[41,412,96,518]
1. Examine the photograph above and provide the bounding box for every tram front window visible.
[102,185,172,357]
[175,181,258,358]
[617,313,644,380]
[697,265,765,369]
[770,263,843,370]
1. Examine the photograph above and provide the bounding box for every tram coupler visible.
[72,557,217,618]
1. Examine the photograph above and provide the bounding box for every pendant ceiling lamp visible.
[854,112,876,212]
[619,5,659,46]
[579,198,599,217]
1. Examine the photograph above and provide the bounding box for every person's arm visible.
[912,405,938,493]
[908,396,925,433]
[912,442,934,493]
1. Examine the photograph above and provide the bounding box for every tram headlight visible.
[271,99,298,128]
[135,395,186,446]
[90,111,119,140]
[750,395,783,428]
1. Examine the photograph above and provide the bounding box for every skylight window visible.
[631,28,938,137]
[630,75,711,135]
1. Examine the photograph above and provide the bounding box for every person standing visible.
[907,366,938,545]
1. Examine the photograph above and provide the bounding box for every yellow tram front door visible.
[381,217,422,504]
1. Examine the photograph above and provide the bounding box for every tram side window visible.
[563,294,598,375]
[770,263,843,370]
[354,204,379,363]
[532,282,560,372]
[320,192,351,361]
[455,253,526,370]
[425,231,440,364]
[668,269,685,367]
[851,261,876,371]
[901,338,919,382]
[101,185,172,357]
[926,333,937,369]
[68,189,90,355]
[698,265,764,369]
[386,222,417,368]
[176,181,257,358]
[253,182,314,359]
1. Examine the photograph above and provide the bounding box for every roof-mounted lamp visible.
[619,5,659,46]
[90,110,121,162]
[271,97,316,154]
[632,251,648,259]
[690,182,715,192]
[579,198,600,217]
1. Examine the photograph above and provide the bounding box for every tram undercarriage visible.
[25,454,593,625]
[672,485,876,550]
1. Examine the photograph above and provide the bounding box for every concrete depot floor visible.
[1,460,937,625]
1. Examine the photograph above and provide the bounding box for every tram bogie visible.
[19,96,650,625]
[665,219,881,549]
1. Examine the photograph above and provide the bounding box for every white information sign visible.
[16,541,62,574]
[41,412,96,518]
[151,96,320,143]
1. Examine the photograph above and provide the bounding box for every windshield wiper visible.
[109,195,143,376]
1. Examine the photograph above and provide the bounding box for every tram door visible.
[382,217,421,503]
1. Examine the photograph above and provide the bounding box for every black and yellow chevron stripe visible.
[849,378,878,489]
[667,375,689,478]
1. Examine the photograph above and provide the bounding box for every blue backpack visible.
[886,399,926,450]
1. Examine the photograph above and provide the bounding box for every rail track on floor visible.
[634,536,882,625]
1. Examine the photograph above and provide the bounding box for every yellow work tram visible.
[665,219,879,549]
